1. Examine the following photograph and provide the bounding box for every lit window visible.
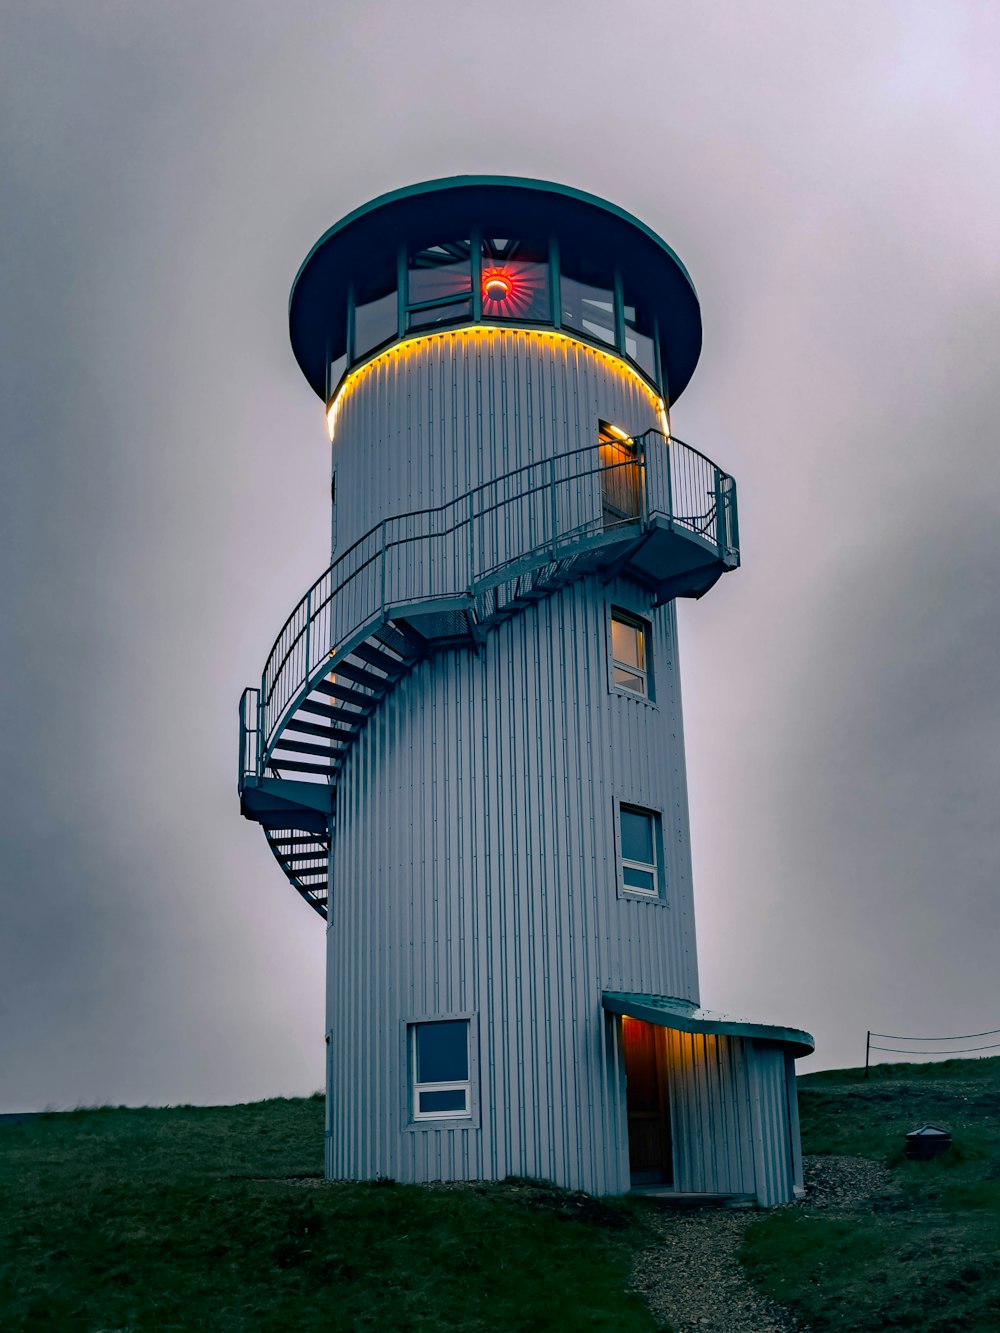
[410,1020,471,1120]
[619,804,662,897]
[610,610,649,697]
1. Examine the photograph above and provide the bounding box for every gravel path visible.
[628,1156,891,1332]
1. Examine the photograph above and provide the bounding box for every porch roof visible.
[602,991,815,1058]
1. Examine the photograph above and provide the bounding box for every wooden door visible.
[622,1018,673,1185]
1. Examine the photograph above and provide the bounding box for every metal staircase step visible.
[268,757,339,777]
[385,619,429,658]
[283,718,355,743]
[272,738,345,759]
[309,677,376,710]
[351,641,406,675]
[300,698,368,726]
[333,659,392,691]
[281,851,330,865]
[377,621,426,661]
[270,835,330,849]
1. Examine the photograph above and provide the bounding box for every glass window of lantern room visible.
[618,803,664,898]
[610,609,651,699]
[479,236,551,323]
[622,280,658,381]
[407,239,473,330]
[560,246,616,347]
[352,255,399,361]
[410,1019,472,1120]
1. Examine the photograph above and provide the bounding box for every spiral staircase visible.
[238,430,739,918]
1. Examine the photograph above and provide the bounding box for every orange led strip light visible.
[325,326,670,441]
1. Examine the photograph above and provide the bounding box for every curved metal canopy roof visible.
[603,991,815,1058]
[289,175,703,403]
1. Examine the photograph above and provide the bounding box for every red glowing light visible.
[483,268,514,303]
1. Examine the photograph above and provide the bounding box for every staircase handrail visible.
[253,430,736,768]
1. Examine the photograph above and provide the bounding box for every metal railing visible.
[241,431,736,786]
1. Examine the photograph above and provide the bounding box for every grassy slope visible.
[740,1057,1000,1333]
[0,1096,657,1332]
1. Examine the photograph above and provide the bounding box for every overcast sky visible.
[2,1,998,1111]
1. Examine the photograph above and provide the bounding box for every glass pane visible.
[611,617,644,670]
[328,351,347,393]
[623,286,657,379]
[620,808,654,865]
[408,241,472,306]
[623,865,656,893]
[562,276,615,344]
[419,1088,468,1114]
[408,298,472,331]
[625,329,656,379]
[354,289,397,358]
[415,1020,468,1083]
[480,238,550,322]
[612,666,645,695]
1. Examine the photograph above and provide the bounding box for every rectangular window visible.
[619,804,662,897]
[410,1019,471,1120]
[610,610,650,697]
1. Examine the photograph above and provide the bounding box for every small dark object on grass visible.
[904,1125,952,1160]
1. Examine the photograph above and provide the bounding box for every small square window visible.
[610,610,650,698]
[618,804,663,898]
[410,1019,471,1121]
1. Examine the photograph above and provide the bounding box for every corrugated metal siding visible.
[786,1050,804,1191]
[319,325,801,1202]
[661,1030,797,1204]
[327,575,696,1194]
[664,1030,756,1196]
[747,1042,795,1206]
[330,330,662,556]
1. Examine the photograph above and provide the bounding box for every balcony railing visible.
[242,431,736,781]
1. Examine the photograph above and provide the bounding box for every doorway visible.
[599,424,642,528]
[622,1017,673,1186]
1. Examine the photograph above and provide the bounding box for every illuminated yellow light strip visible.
[325,326,671,441]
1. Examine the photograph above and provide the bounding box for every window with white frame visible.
[409,1019,471,1120]
[619,804,662,897]
[610,609,650,697]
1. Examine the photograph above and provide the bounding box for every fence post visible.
[714,469,725,554]
[864,1030,871,1080]
[468,490,475,593]
[303,588,312,686]
[257,678,266,779]
[665,432,673,526]
[727,475,740,556]
[639,434,648,526]
[549,456,558,557]
[380,519,387,617]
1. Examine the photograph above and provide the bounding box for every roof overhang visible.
[603,991,815,1058]
[289,175,702,404]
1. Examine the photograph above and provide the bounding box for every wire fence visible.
[865,1026,1000,1074]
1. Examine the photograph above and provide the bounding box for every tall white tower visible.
[239,178,812,1202]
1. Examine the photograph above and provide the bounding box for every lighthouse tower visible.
[238,178,812,1203]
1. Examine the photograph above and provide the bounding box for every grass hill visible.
[742,1057,1000,1332]
[1,1057,998,1331]
[0,1095,652,1331]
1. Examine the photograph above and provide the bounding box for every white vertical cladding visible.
[785,1051,804,1191]
[327,574,698,1194]
[664,1031,755,1197]
[662,1031,797,1204]
[329,330,662,555]
[746,1041,795,1207]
